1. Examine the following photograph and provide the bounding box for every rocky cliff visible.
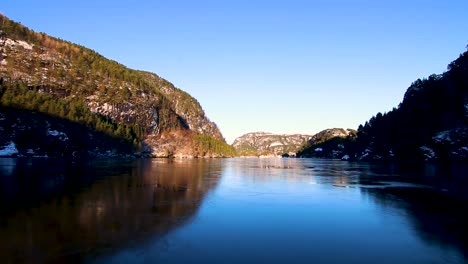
[232,132,312,156]
[0,14,234,158]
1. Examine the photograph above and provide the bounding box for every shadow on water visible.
[0,158,223,263]
[251,158,468,261]
[357,162,468,261]
[363,186,468,260]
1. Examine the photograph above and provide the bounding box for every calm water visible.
[0,158,467,263]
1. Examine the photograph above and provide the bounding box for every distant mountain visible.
[296,128,357,159]
[232,132,312,156]
[0,14,235,158]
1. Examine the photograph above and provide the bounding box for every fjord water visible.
[0,158,467,263]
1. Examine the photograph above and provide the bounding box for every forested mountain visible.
[0,14,235,158]
[354,47,468,162]
[296,128,357,159]
[299,47,468,162]
[232,132,312,156]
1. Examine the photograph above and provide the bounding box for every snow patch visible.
[420,146,436,160]
[0,142,19,156]
[314,148,323,152]
[48,130,69,141]
[359,148,372,160]
[341,155,350,160]
[433,131,452,144]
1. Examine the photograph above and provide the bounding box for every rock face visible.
[232,132,312,156]
[0,14,231,158]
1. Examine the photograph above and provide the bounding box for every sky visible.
[2,0,468,143]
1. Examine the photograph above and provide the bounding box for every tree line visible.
[299,46,468,162]
[0,80,144,149]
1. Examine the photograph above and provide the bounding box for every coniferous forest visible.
[299,47,468,162]
[0,14,236,158]
[1,12,468,161]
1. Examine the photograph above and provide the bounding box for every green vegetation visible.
[236,146,260,156]
[297,129,357,159]
[299,47,468,162]
[0,81,143,149]
[0,14,181,132]
[195,134,237,157]
[0,13,215,133]
[353,47,468,161]
[0,14,227,157]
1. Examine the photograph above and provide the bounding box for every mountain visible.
[353,47,468,162]
[298,47,468,162]
[296,128,357,159]
[232,132,312,156]
[0,14,235,158]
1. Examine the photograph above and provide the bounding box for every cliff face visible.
[232,132,312,156]
[0,14,231,158]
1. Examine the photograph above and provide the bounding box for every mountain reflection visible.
[362,185,468,260]
[0,158,222,263]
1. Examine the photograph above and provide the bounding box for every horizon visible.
[2,1,468,143]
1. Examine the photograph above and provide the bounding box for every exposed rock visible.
[232,132,312,156]
[0,14,229,157]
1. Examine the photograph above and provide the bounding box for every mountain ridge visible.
[0,14,235,158]
[232,131,312,156]
[232,129,357,157]
[297,47,468,162]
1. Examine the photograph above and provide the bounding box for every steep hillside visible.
[232,132,312,156]
[354,47,468,162]
[297,128,357,159]
[0,14,234,157]
[0,106,135,158]
[299,47,468,162]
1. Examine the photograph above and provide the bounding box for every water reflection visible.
[227,158,468,262]
[362,186,468,260]
[1,158,467,263]
[0,158,222,263]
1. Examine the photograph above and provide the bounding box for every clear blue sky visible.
[2,0,468,143]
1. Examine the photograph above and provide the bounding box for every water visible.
[0,158,467,263]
